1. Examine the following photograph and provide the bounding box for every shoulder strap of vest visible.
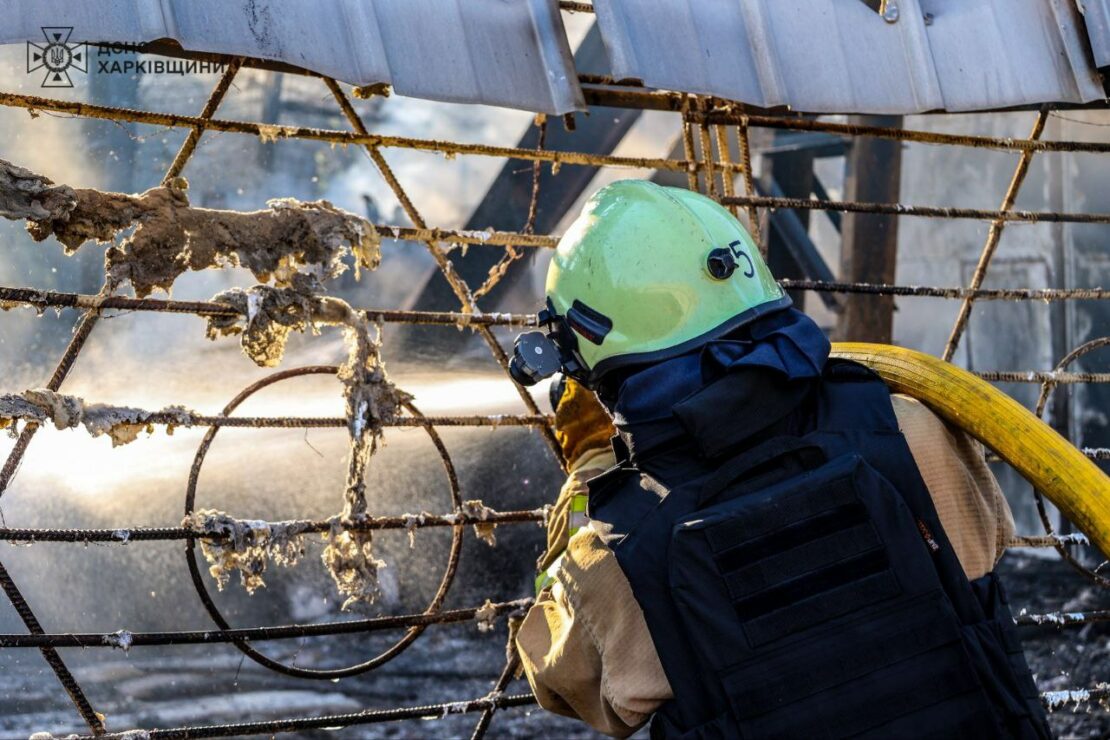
[698,436,826,506]
[817,358,901,434]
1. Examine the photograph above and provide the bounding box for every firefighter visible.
[509,180,1051,739]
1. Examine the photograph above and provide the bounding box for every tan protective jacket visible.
[516,394,1015,738]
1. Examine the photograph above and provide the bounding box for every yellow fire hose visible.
[831,343,1110,555]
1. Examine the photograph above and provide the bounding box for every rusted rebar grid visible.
[719,193,1108,224]
[943,110,1049,361]
[323,78,566,469]
[0,59,1106,737]
[0,90,734,176]
[0,509,547,544]
[0,598,533,648]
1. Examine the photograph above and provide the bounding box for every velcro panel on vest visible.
[667,454,1000,737]
[721,591,985,738]
[670,455,941,667]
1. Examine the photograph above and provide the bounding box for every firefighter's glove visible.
[553,378,614,470]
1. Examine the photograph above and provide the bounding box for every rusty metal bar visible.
[736,118,763,251]
[1042,687,1110,711]
[975,370,1110,384]
[471,652,523,740]
[944,109,1050,361]
[698,121,719,198]
[1009,533,1091,548]
[0,508,547,543]
[3,284,1106,331]
[377,224,557,249]
[774,280,1110,300]
[1015,609,1110,628]
[185,413,551,428]
[162,59,242,183]
[0,90,729,175]
[0,286,538,325]
[714,124,739,217]
[0,409,552,431]
[692,107,1110,154]
[0,599,533,648]
[202,413,550,428]
[81,693,539,739]
[582,84,1110,118]
[0,558,106,734]
[719,193,1107,224]
[681,110,700,192]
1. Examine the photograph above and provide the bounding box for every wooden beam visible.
[834,115,903,343]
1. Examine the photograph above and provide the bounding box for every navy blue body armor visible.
[588,360,1050,739]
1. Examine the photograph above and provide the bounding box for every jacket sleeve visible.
[536,447,613,573]
[891,394,1015,579]
[516,526,674,738]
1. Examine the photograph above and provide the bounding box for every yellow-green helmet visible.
[509,180,788,388]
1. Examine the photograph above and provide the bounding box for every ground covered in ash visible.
[997,553,1110,740]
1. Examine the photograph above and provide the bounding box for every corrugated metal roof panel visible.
[3,0,1104,114]
[0,0,585,114]
[593,0,1105,113]
[1082,0,1110,68]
